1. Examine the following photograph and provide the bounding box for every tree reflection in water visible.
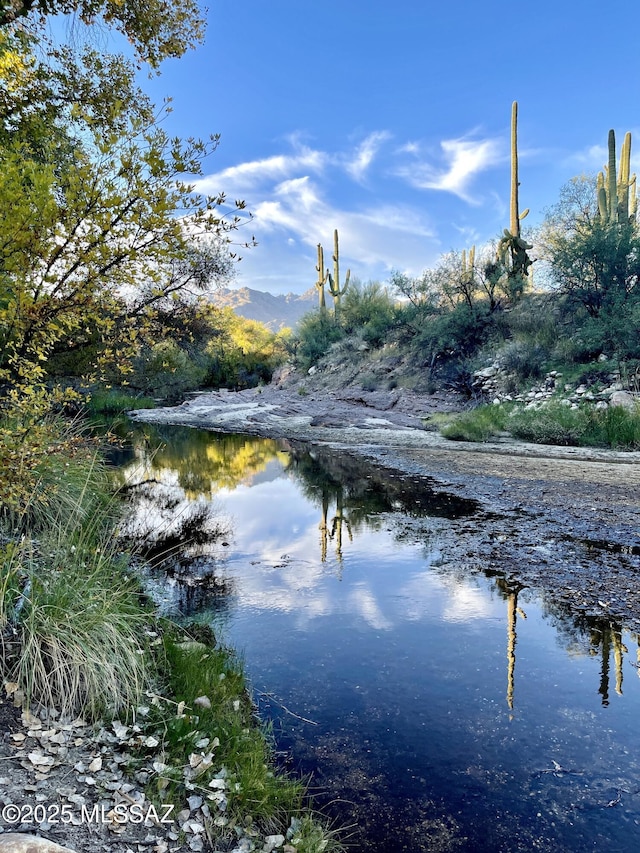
[116,424,640,718]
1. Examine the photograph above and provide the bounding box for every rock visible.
[194,696,212,710]
[263,834,285,852]
[307,366,317,376]
[610,391,638,411]
[271,364,296,386]
[595,401,608,410]
[474,366,498,379]
[598,353,608,362]
[0,835,77,853]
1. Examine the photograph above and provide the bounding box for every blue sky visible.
[129,1,640,294]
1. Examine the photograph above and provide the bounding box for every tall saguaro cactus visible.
[597,130,636,224]
[326,229,350,316]
[497,101,532,294]
[315,243,328,309]
[461,245,475,285]
[510,101,521,238]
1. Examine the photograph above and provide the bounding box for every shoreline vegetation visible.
[437,398,640,449]
[0,415,343,852]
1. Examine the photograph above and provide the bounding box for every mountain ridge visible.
[210,286,321,331]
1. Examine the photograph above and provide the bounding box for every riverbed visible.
[118,424,640,853]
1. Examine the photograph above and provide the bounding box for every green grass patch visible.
[140,624,343,851]
[86,389,157,415]
[443,400,640,449]
[509,401,640,449]
[440,404,512,442]
[508,402,588,446]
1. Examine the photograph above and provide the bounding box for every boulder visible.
[0,835,77,853]
[474,366,498,380]
[609,391,638,411]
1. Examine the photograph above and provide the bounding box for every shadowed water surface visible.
[118,425,640,852]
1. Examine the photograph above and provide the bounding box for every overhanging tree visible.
[0,42,253,396]
[0,0,205,67]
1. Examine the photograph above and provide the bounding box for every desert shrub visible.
[360,375,378,391]
[500,340,549,381]
[436,360,478,396]
[339,280,398,347]
[131,340,206,401]
[294,310,345,371]
[497,293,563,349]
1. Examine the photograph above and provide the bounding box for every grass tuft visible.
[85,389,157,415]
[4,517,150,719]
[440,404,512,442]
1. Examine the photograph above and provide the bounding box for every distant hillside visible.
[210,287,321,331]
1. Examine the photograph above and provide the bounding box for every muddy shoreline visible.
[131,386,640,630]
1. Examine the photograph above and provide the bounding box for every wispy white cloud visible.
[396,136,504,203]
[194,130,508,293]
[246,175,437,284]
[562,143,607,172]
[345,131,392,182]
[195,144,327,196]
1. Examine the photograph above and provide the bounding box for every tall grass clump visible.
[0,427,151,719]
[440,404,512,442]
[592,404,640,448]
[508,401,640,449]
[7,529,149,718]
[85,389,156,415]
[508,402,589,446]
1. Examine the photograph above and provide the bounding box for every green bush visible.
[339,280,398,347]
[132,340,206,401]
[500,340,549,381]
[294,310,345,371]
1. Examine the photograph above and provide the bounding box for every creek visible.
[116,424,640,852]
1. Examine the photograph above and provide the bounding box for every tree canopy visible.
[0,0,204,66]
[0,27,253,400]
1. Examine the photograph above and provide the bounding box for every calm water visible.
[118,425,640,852]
